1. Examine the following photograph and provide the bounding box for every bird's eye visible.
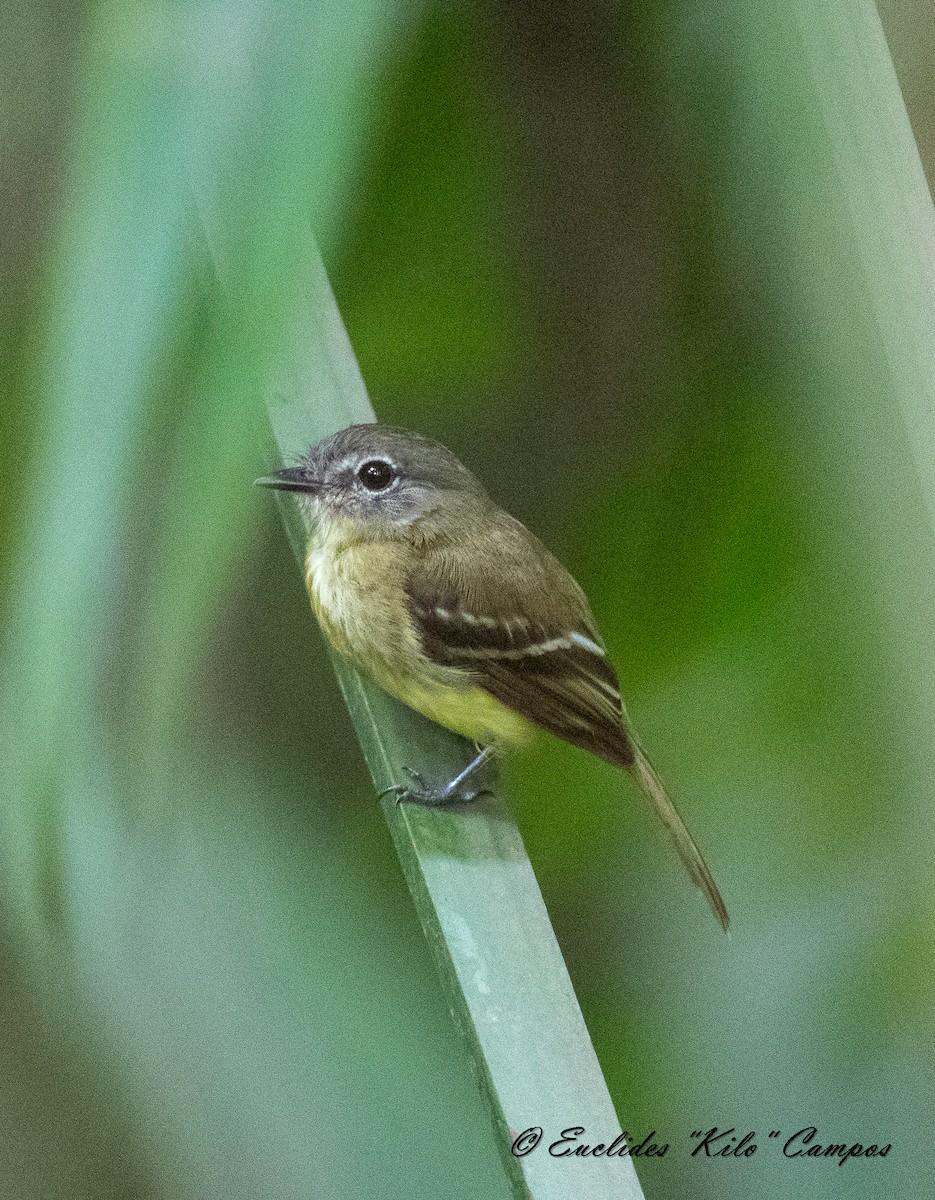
[357,459,397,491]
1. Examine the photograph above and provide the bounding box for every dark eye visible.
[357,459,396,491]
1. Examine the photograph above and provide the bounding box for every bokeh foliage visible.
[1,0,933,1197]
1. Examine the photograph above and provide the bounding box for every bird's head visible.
[256,423,489,542]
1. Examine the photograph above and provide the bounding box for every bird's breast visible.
[306,533,410,664]
[303,525,532,749]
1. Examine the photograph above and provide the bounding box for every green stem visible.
[258,245,645,1199]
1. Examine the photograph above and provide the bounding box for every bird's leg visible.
[434,745,495,801]
[380,746,495,806]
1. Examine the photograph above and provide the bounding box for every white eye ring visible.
[357,459,398,491]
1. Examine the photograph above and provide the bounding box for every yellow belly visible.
[385,670,534,749]
[305,527,533,749]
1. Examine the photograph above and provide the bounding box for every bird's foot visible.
[380,767,492,807]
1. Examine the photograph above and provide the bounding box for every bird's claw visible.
[379,766,492,807]
[378,768,439,807]
[397,767,444,806]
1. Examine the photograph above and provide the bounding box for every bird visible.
[257,423,728,930]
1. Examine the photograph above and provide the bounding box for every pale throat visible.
[303,509,412,662]
[302,506,535,750]
[304,511,362,633]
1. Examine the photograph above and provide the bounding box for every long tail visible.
[629,741,730,933]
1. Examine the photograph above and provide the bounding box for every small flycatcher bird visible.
[258,424,728,930]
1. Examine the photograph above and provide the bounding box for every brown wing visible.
[412,597,636,769]
[407,513,633,766]
[406,511,729,931]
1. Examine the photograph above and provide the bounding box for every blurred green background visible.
[1,0,932,1197]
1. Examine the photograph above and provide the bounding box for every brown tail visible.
[629,742,730,933]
